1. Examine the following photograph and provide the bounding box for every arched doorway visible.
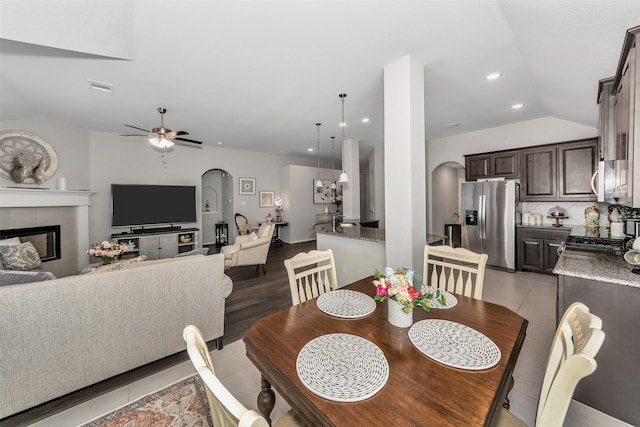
[431,162,465,239]
[201,169,233,247]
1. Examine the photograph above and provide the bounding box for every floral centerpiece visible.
[373,267,446,314]
[87,240,125,265]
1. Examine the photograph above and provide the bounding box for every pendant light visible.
[338,93,349,183]
[330,136,337,190]
[315,123,323,189]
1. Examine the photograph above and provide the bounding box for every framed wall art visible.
[313,179,333,204]
[239,177,256,195]
[259,191,275,207]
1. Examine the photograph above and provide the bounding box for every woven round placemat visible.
[422,286,458,309]
[408,319,501,370]
[296,333,389,402]
[316,289,377,318]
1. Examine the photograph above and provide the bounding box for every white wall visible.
[426,116,598,233]
[0,118,318,246]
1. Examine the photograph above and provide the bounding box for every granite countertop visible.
[315,223,446,246]
[553,249,640,288]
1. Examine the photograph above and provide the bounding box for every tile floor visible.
[33,269,631,427]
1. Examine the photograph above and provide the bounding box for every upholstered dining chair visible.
[234,213,258,235]
[222,222,275,273]
[183,325,302,427]
[494,302,605,427]
[284,249,338,305]
[423,244,488,300]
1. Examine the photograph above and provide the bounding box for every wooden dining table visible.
[243,276,528,426]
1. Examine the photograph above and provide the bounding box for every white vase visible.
[388,298,413,328]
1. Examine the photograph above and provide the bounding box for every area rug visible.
[80,374,213,427]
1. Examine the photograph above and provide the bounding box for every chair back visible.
[423,245,488,299]
[183,325,269,427]
[535,302,605,426]
[235,213,252,235]
[284,249,338,305]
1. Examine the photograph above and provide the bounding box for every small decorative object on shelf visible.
[87,241,124,265]
[204,200,210,212]
[373,267,446,328]
[179,235,192,243]
[275,196,283,221]
[585,206,600,229]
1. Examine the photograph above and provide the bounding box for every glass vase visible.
[388,298,413,328]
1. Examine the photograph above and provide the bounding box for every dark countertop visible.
[315,223,446,246]
[553,249,640,288]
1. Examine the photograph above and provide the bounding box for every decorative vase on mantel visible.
[388,298,413,328]
[100,256,114,265]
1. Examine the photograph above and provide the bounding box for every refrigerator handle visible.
[479,194,486,239]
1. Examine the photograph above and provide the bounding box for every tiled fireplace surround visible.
[0,189,93,277]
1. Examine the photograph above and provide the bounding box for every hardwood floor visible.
[0,240,316,427]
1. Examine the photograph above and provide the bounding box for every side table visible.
[215,223,229,246]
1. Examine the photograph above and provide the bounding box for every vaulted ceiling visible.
[1,1,639,161]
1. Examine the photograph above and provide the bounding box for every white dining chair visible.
[183,325,302,427]
[423,244,488,300]
[494,302,605,427]
[284,249,338,305]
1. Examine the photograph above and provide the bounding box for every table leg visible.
[503,375,515,409]
[257,375,275,425]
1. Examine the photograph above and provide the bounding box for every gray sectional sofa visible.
[0,253,232,419]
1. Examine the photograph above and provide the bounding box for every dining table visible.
[243,276,528,426]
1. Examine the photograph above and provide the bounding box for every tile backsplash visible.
[520,201,636,227]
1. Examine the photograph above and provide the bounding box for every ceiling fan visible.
[121,107,203,148]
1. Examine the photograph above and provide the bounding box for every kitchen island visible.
[316,222,446,285]
[553,249,640,426]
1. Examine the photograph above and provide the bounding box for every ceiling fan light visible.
[149,136,174,149]
[331,181,337,190]
[339,171,349,183]
[315,178,323,188]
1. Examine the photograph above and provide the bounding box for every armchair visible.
[222,222,275,273]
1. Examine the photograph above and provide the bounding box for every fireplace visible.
[0,188,94,277]
[0,225,61,262]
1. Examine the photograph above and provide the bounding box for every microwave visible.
[590,160,616,203]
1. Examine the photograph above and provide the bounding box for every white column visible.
[341,138,360,220]
[383,55,426,273]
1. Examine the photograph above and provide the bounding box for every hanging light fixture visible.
[330,136,337,190]
[338,93,349,183]
[315,123,323,189]
[149,136,174,149]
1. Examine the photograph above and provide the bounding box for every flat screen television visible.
[111,184,197,227]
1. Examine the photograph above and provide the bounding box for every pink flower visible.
[376,285,388,297]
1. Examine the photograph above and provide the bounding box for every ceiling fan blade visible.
[174,137,203,145]
[124,124,151,133]
[175,130,189,136]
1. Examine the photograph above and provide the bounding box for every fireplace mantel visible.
[1,188,95,274]
[0,188,94,208]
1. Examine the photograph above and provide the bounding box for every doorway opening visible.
[201,169,233,247]
[431,162,465,241]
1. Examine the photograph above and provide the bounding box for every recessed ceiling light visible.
[87,79,113,93]
[485,72,502,80]
[443,122,461,128]
[217,141,223,146]
[512,103,524,109]
[308,148,313,152]
[361,118,370,123]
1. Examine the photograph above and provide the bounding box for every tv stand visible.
[129,225,182,235]
[111,228,199,260]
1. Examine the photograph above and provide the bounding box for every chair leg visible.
[261,263,267,274]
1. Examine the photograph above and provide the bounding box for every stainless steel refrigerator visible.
[461,180,519,271]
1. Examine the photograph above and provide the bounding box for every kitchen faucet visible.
[332,213,344,233]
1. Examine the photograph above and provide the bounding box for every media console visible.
[111,228,199,260]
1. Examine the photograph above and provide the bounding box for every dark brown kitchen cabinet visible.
[464,150,519,181]
[520,138,597,202]
[516,226,570,274]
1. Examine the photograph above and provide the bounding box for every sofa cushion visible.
[1,270,56,286]
[0,238,22,270]
[0,242,41,271]
[249,232,258,241]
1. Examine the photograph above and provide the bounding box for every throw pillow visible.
[0,237,21,270]
[0,242,42,271]
[174,248,210,257]
[81,255,147,274]
[249,232,258,241]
